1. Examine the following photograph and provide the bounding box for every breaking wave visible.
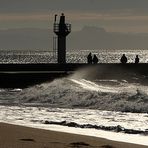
[0,76,148,113]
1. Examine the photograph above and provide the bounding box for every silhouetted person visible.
[120,54,127,64]
[92,54,98,64]
[87,52,92,64]
[135,55,139,64]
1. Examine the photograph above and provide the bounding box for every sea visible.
[0,49,148,146]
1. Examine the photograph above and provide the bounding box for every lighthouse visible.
[54,13,71,64]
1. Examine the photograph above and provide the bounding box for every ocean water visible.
[0,49,148,63]
[0,49,148,145]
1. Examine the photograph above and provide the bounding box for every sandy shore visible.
[0,122,147,148]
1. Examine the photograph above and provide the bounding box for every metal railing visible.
[54,23,71,33]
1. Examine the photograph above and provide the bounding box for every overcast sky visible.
[1,0,148,32]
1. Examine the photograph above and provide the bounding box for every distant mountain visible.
[67,26,148,50]
[0,26,148,50]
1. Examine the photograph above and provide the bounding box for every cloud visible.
[1,11,148,23]
[1,0,148,33]
[0,0,148,14]
[67,11,148,21]
[1,11,148,32]
[0,13,49,21]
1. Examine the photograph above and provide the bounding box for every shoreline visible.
[0,122,147,148]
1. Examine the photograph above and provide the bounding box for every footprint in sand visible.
[101,145,115,148]
[69,142,91,147]
[19,138,35,142]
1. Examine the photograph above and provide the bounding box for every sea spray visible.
[0,76,148,112]
[0,67,148,112]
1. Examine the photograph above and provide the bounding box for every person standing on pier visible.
[92,54,99,64]
[120,54,127,64]
[87,52,93,64]
[135,55,139,64]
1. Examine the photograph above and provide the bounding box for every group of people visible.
[120,54,139,64]
[87,52,99,64]
[87,53,140,64]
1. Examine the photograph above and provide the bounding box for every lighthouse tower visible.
[54,13,71,64]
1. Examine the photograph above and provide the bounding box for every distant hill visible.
[67,26,148,50]
[0,26,148,50]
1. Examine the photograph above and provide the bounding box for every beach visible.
[0,122,147,148]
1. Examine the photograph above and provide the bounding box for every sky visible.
[1,0,148,32]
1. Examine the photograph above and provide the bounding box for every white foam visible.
[0,105,148,146]
[2,122,148,146]
[38,125,148,146]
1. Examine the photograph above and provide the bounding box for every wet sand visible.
[0,122,147,148]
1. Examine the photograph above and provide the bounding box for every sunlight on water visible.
[0,49,148,145]
[70,78,119,93]
[0,49,148,63]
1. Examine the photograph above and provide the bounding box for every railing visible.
[53,36,57,60]
[54,23,71,33]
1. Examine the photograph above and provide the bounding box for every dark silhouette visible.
[54,14,57,23]
[54,13,71,64]
[135,55,139,64]
[59,13,65,24]
[2,13,148,89]
[59,13,69,33]
[87,52,93,64]
[120,54,127,64]
[92,54,99,64]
